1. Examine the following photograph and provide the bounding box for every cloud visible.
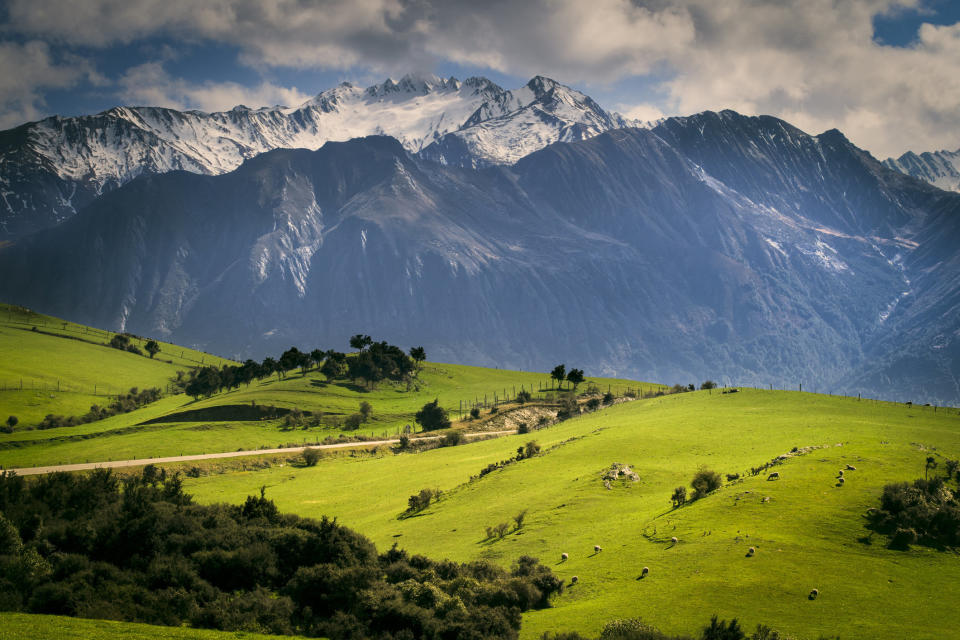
[118,62,312,112]
[4,0,960,156]
[0,40,99,128]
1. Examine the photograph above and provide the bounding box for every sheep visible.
[594,545,602,553]
[641,566,649,578]
[837,469,844,477]
[571,576,579,584]
[670,536,678,544]
[746,546,755,557]
[846,464,857,470]
[809,588,819,600]
[838,477,845,484]
[761,496,771,502]
[561,552,569,561]
[767,472,780,480]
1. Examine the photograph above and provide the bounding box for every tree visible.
[516,389,532,404]
[145,340,160,359]
[302,448,320,467]
[513,510,527,530]
[409,346,426,368]
[671,486,687,508]
[700,380,717,390]
[415,399,451,431]
[310,349,325,369]
[359,401,373,422]
[321,351,347,380]
[6,415,17,429]
[702,615,746,640]
[925,456,938,480]
[349,334,373,352]
[280,347,304,377]
[566,368,585,389]
[550,364,566,389]
[691,467,723,499]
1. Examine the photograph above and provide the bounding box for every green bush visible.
[691,468,723,500]
[301,448,320,467]
[415,399,451,431]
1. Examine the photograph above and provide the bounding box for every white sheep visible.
[809,588,819,600]
[571,576,579,584]
[641,566,649,578]
[747,546,755,557]
[561,552,569,561]
[670,536,678,544]
[594,545,602,553]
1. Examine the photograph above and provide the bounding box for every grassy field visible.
[183,388,960,640]
[1,330,656,468]
[0,612,307,640]
[0,303,234,426]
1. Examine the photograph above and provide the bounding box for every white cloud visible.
[0,40,97,128]
[4,0,960,156]
[118,62,311,112]
[615,102,667,124]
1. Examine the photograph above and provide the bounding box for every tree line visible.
[183,335,426,399]
[0,468,562,639]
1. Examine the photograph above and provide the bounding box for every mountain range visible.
[0,74,637,239]
[883,148,960,193]
[1,85,958,404]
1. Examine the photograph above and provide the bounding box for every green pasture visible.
[0,612,306,640]
[184,389,960,640]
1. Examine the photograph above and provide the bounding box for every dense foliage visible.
[35,387,162,430]
[0,469,562,639]
[872,475,960,548]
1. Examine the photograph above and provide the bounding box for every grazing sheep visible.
[746,546,755,557]
[641,566,649,578]
[561,552,569,561]
[571,576,579,584]
[837,469,844,477]
[761,496,771,502]
[809,588,819,600]
[846,464,857,470]
[594,545,602,553]
[767,472,780,481]
[838,477,845,484]
[670,536,678,544]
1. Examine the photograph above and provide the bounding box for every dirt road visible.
[4,429,518,476]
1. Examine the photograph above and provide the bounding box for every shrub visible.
[6,415,18,429]
[691,468,722,500]
[470,407,481,419]
[397,434,410,450]
[671,486,687,508]
[302,448,320,467]
[344,413,363,430]
[513,510,527,530]
[702,614,745,640]
[517,422,530,434]
[517,440,541,460]
[872,476,960,547]
[406,488,439,513]
[415,399,451,431]
[537,415,551,427]
[556,393,579,420]
[494,522,510,538]
[442,431,463,447]
[517,390,532,404]
[700,380,717,390]
[602,392,615,405]
[358,401,373,422]
[586,397,601,411]
[490,406,499,414]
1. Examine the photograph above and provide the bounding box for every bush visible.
[302,448,320,467]
[517,422,530,434]
[442,431,463,447]
[470,407,481,419]
[415,399,451,431]
[671,486,687,508]
[397,434,410,450]
[517,390,532,404]
[358,401,373,422]
[516,440,541,460]
[490,406,499,414]
[406,488,440,513]
[493,522,510,538]
[872,476,960,547]
[586,397,601,411]
[691,468,722,500]
[343,413,364,430]
[537,416,551,427]
[602,392,615,405]
[700,380,717,390]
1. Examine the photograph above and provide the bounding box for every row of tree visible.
[550,364,585,390]
[182,337,426,399]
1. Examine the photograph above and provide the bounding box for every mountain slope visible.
[0,74,635,238]
[883,147,960,193]
[1,113,957,403]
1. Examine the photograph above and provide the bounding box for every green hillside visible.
[0,303,234,426]
[184,389,960,640]
[0,306,656,469]
[0,612,306,640]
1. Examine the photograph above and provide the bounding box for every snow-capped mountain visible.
[883,147,960,192]
[2,112,958,404]
[0,74,635,238]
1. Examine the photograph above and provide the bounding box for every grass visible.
[0,612,307,640]
[183,388,960,640]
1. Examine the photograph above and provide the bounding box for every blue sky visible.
[1,0,958,158]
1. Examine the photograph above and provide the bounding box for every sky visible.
[0,0,958,159]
